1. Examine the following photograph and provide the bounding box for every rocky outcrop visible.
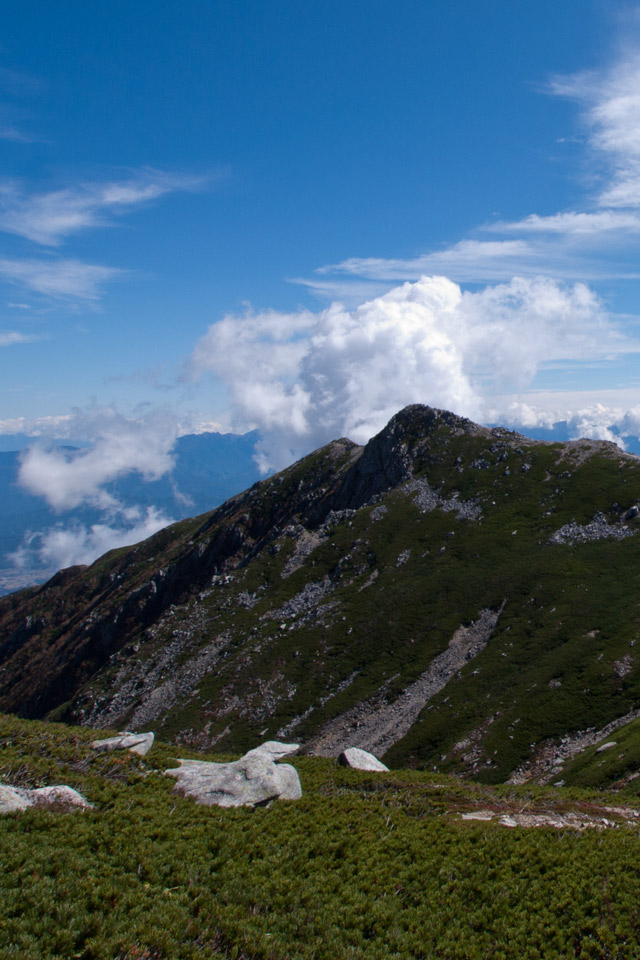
[549,511,637,545]
[166,741,302,807]
[91,731,155,756]
[338,747,389,771]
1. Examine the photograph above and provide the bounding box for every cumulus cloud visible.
[0,170,206,246]
[11,506,172,571]
[489,396,640,451]
[189,275,625,471]
[18,408,179,510]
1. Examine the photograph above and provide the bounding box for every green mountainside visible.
[3,405,640,789]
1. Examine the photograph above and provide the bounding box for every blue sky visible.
[4,0,640,555]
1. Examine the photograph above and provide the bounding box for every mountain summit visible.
[2,404,640,787]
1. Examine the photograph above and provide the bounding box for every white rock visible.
[166,742,302,807]
[337,747,389,771]
[91,731,155,756]
[0,782,92,814]
[30,786,93,809]
[242,741,300,762]
[0,784,31,813]
[460,809,494,821]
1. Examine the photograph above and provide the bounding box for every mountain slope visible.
[2,404,640,787]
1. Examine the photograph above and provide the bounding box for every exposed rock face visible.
[91,731,155,756]
[338,747,389,771]
[0,783,92,814]
[166,741,302,807]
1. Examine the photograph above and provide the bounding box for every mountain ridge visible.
[2,404,640,791]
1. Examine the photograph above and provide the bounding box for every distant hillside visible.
[0,430,262,595]
[2,405,640,789]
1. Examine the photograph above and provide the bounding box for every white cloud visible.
[0,413,74,436]
[189,275,625,471]
[0,171,205,246]
[489,210,640,236]
[0,122,34,143]
[17,408,179,510]
[319,240,543,283]
[550,55,640,209]
[487,394,640,451]
[304,45,640,292]
[0,330,35,346]
[11,506,172,571]
[0,257,120,299]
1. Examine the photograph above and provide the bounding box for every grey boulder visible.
[166,741,302,808]
[0,783,92,813]
[0,784,31,813]
[29,785,93,809]
[242,740,300,762]
[91,731,155,756]
[338,747,389,772]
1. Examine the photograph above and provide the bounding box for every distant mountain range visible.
[3,404,640,791]
[0,430,262,595]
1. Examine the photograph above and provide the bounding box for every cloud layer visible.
[189,274,626,470]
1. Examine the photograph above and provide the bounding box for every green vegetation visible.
[3,714,640,959]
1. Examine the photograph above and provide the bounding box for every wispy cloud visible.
[549,55,640,209]
[0,330,36,346]
[306,44,640,292]
[0,121,36,144]
[0,67,43,143]
[0,170,207,246]
[488,210,640,236]
[313,238,640,292]
[0,257,121,299]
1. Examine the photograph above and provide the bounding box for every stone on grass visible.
[338,747,389,772]
[242,741,300,762]
[29,785,93,809]
[0,784,31,813]
[0,782,92,814]
[166,741,302,808]
[91,731,155,756]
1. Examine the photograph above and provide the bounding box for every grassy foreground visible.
[2,714,640,959]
